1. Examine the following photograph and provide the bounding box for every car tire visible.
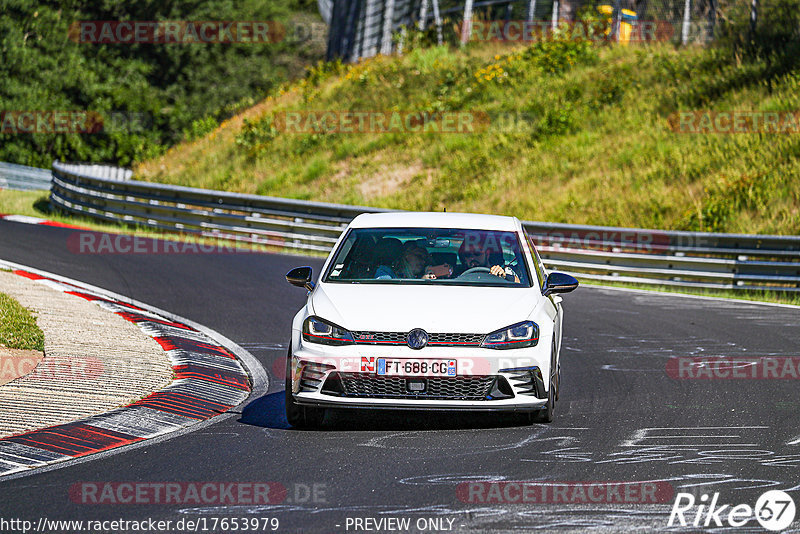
[531,342,557,424]
[555,360,561,402]
[285,347,325,429]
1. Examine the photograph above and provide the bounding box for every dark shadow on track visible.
[239,391,291,429]
[238,390,541,431]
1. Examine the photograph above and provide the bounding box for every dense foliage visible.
[0,0,324,167]
[717,0,800,61]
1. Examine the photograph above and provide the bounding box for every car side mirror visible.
[286,266,315,292]
[543,272,579,296]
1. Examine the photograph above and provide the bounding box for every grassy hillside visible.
[135,39,800,234]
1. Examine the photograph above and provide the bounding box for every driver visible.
[457,239,520,282]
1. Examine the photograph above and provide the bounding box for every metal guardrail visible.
[0,162,52,191]
[51,163,133,181]
[51,161,380,253]
[50,160,800,292]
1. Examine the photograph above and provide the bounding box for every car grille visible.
[322,372,499,400]
[351,331,484,347]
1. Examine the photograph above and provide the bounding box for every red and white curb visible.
[0,260,263,478]
[0,213,86,229]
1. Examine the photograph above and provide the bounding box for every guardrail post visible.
[681,0,692,44]
[552,0,560,31]
[526,0,537,22]
[380,0,396,55]
[432,0,443,45]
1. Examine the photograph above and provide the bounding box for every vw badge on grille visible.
[406,328,429,350]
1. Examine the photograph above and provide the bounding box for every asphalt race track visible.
[1,219,799,533]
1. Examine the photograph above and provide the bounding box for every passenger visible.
[456,239,520,282]
[374,237,403,279]
[376,240,453,280]
[395,241,432,279]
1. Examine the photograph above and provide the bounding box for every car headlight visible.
[481,321,539,349]
[302,316,354,346]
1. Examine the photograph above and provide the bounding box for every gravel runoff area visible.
[0,270,173,438]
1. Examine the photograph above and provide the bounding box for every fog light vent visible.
[501,366,546,399]
[300,361,335,392]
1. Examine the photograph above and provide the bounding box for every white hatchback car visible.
[285,212,578,427]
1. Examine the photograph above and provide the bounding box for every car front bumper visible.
[288,340,551,412]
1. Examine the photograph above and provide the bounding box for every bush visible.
[234,117,279,158]
[183,117,219,142]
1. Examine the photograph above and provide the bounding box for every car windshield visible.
[323,227,531,287]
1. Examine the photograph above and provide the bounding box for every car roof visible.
[349,212,520,231]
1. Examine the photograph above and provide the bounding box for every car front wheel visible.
[285,347,325,429]
[530,341,557,424]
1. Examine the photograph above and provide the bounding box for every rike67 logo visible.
[668,490,796,531]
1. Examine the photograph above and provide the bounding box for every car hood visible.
[311,283,537,334]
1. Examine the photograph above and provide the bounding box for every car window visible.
[324,227,532,287]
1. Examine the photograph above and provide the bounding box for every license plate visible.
[376,358,457,377]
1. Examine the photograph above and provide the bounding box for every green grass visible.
[0,293,45,351]
[0,190,47,218]
[133,40,800,236]
[580,279,800,306]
